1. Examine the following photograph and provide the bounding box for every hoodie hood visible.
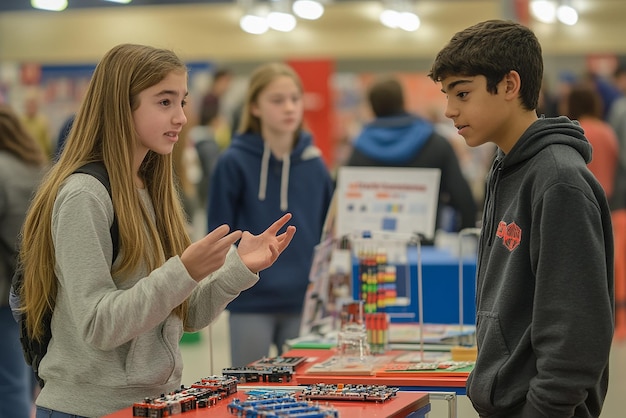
[352,113,434,164]
[500,115,590,168]
[230,131,322,210]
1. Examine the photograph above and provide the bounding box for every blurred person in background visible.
[21,91,52,162]
[608,65,626,169]
[564,83,619,197]
[606,65,626,340]
[208,62,334,366]
[0,103,47,418]
[172,114,202,229]
[199,68,234,151]
[346,75,477,234]
[54,114,75,161]
[188,91,223,219]
[425,103,495,211]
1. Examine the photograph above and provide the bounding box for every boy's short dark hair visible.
[368,77,405,117]
[428,19,543,112]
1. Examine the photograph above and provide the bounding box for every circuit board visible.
[222,366,294,383]
[300,383,399,402]
[132,375,238,416]
[250,356,307,370]
[228,390,339,418]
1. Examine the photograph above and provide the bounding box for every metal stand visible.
[208,323,214,375]
[429,391,458,418]
[457,228,481,343]
[410,233,426,363]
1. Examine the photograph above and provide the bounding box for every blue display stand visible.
[352,246,476,325]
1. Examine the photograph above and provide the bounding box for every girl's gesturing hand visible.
[237,213,296,273]
[181,224,243,282]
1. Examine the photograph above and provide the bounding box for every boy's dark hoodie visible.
[468,116,614,418]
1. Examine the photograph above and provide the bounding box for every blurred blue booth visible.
[352,245,477,325]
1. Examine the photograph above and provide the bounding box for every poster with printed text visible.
[336,167,441,241]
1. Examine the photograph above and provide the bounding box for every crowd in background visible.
[5,63,626,339]
[2,60,626,415]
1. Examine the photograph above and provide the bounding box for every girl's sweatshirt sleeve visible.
[184,246,259,331]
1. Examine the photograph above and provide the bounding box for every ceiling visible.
[0,0,214,12]
[3,0,624,25]
[2,0,626,64]
[2,0,621,15]
[3,0,624,22]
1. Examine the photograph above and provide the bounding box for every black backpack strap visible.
[13,161,121,388]
[73,162,119,262]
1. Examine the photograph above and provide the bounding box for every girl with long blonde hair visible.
[18,44,295,417]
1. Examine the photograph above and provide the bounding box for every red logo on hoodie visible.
[496,221,521,251]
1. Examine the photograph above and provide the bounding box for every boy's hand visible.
[181,225,242,282]
[237,213,296,273]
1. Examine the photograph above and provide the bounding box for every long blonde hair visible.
[237,62,304,137]
[20,44,192,342]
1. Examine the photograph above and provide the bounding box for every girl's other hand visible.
[237,213,296,273]
[181,225,243,282]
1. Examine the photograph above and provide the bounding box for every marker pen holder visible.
[365,312,389,355]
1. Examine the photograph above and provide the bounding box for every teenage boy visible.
[429,19,614,418]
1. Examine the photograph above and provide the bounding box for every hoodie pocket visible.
[125,316,181,386]
[467,311,510,414]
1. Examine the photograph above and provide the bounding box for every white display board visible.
[335,167,441,241]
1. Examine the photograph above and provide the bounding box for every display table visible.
[289,348,465,418]
[103,390,430,418]
[281,348,469,394]
[233,348,464,418]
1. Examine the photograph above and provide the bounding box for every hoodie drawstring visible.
[280,154,290,211]
[258,141,290,211]
[258,142,270,202]
[486,157,503,246]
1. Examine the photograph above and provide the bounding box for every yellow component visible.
[451,345,477,362]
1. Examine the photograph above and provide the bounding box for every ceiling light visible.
[398,11,420,32]
[240,14,269,34]
[292,0,324,20]
[31,0,67,11]
[530,0,557,23]
[379,0,420,32]
[557,4,578,25]
[267,11,297,32]
[380,9,399,29]
[102,0,132,3]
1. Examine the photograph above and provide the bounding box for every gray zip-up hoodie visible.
[35,174,259,417]
[467,116,614,418]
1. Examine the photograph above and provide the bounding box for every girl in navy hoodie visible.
[208,63,334,366]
